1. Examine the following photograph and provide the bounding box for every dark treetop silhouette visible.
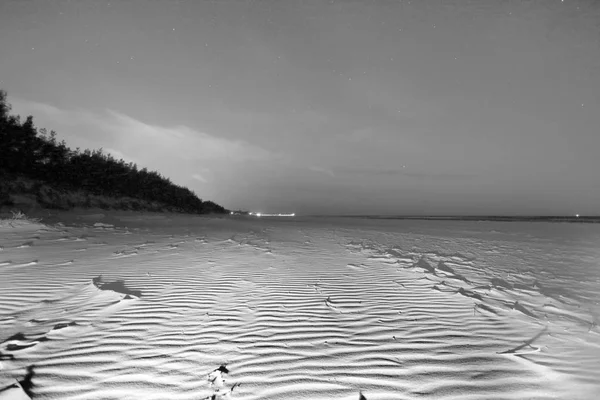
[0,90,228,214]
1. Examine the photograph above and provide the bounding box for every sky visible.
[1,0,599,216]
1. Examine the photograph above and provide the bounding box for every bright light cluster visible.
[248,212,295,217]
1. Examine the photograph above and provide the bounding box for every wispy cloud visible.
[9,98,281,204]
[308,165,335,177]
[9,99,101,128]
[106,110,279,164]
[11,98,277,162]
[192,173,208,183]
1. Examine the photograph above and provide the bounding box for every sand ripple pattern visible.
[1,216,599,399]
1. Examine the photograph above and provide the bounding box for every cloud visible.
[192,173,208,183]
[11,97,277,162]
[10,99,101,128]
[8,98,281,205]
[102,109,277,163]
[308,165,335,177]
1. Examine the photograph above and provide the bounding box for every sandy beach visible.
[1,212,599,399]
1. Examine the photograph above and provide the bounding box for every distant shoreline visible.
[306,215,600,223]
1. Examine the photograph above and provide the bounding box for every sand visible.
[1,212,599,399]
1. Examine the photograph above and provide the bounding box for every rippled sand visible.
[1,213,599,399]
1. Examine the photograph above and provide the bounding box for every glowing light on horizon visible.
[249,211,295,217]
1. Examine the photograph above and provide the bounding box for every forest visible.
[0,90,228,214]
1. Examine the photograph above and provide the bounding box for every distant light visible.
[230,211,234,215]
[256,213,262,217]
[575,214,580,218]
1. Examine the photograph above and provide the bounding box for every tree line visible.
[0,90,228,214]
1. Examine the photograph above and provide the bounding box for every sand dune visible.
[1,214,599,399]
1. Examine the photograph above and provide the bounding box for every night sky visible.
[1,0,599,215]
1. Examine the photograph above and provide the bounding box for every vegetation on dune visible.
[0,209,43,228]
[0,90,228,214]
